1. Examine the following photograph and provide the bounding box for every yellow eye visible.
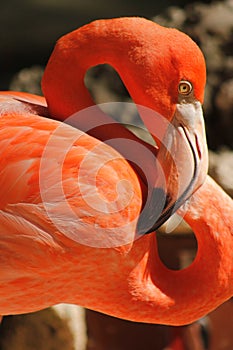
[178,81,193,95]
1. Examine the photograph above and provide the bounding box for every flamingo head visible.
[105,18,209,232]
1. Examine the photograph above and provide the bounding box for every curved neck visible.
[42,18,175,122]
[122,176,233,325]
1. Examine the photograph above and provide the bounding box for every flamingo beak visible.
[176,101,208,185]
[138,101,208,234]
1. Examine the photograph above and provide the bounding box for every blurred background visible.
[0,0,232,349]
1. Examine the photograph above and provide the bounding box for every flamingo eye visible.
[178,81,193,95]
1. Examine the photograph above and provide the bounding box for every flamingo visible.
[0,17,232,326]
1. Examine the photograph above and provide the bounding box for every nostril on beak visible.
[195,133,202,159]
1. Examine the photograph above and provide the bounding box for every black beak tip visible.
[136,187,167,235]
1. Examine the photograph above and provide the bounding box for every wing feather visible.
[0,108,142,252]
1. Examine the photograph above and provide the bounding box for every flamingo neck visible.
[121,176,233,325]
[42,18,176,123]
